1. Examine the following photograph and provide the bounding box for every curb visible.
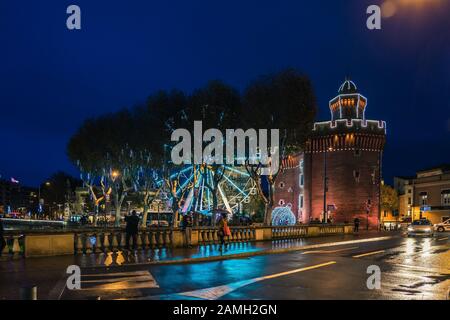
[86,235,397,270]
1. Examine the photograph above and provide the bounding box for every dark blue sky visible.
[1,0,449,186]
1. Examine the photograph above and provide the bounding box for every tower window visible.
[299,194,304,209]
[441,190,450,206]
[278,199,285,206]
[279,182,285,189]
[299,174,304,187]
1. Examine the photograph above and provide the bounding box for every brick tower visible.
[303,79,386,229]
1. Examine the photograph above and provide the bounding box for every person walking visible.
[218,212,230,251]
[354,217,360,233]
[125,210,140,250]
[181,213,193,248]
[0,218,6,256]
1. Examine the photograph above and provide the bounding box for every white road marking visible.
[352,250,385,258]
[82,275,154,284]
[279,236,393,252]
[392,263,450,274]
[437,237,448,241]
[139,261,336,300]
[80,270,159,290]
[82,271,150,277]
[302,246,359,254]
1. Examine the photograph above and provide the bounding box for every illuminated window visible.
[420,192,428,205]
[353,170,360,182]
[441,190,450,206]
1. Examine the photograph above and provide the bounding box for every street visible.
[61,233,450,300]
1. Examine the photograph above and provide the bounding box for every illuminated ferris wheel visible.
[172,164,257,215]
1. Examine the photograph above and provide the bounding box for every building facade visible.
[274,79,386,229]
[0,179,38,214]
[272,154,305,222]
[394,165,450,224]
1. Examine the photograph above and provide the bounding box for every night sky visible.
[1,0,449,186]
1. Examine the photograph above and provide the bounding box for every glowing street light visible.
[382,0,444,18]
[111,171,120,180]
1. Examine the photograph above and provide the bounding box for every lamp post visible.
[38,182,50,215]
[323,147,333,224]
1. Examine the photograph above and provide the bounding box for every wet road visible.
[62,233,450,300]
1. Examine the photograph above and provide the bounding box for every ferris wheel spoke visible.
[181,188,194,213]
[170,165,193,179]
[222,173,249,198]
[176,172,194,196]
[224,165,250,177]
[193,174,203,212]
[217,184,232,213]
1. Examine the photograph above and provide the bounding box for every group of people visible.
[115,210,365,252]
[0,211,374,259]
[181,211,231,250]
[121,210,231,251]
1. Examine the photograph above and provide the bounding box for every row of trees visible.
[67,69,318,226]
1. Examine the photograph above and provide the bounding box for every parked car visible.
[407,219,434,237]
[399,217,412,230]
[434,219,450,232]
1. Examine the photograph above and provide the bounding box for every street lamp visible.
[37,181,51,217]
[323,146,333,224]
[38,181,51,202]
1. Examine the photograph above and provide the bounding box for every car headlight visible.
[424,228,432,232]
[407,227,413,232]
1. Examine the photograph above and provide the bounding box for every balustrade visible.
[1,224,349,258]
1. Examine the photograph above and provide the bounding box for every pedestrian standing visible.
[354,217,360,233]
[218,212,231,251]
[0,219,6,256]
[125,210,140,250]
[181,213,193,248]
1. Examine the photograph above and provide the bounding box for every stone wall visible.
[304,149,382,229]
[3,224,354,258]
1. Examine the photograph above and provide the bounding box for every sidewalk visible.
[80,230,397,268]
[0,231,399,299]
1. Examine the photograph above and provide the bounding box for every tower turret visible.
[329,78,368,121]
